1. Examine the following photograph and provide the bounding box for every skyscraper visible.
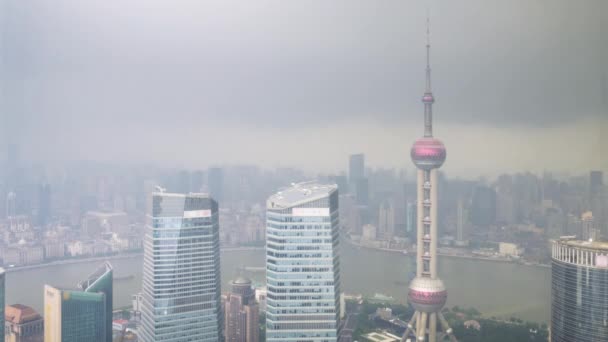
[551,237,608,341]
[78,262,113,342]
[402,18,456,342]
[44,262,113,342]
[0,268,5,339]
[225,277,260,342]
[208,167,224,202]
[266,182,341,342]
[140,191,222,342]
[349,154,365,185]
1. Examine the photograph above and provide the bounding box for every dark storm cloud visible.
[1,0,606,175]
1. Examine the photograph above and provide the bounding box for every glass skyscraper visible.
[44,262,113,342]
[140,191,222,342]
[266,182,341,342]
[551,237,608,341]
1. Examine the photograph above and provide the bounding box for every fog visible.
[1,0,606,177]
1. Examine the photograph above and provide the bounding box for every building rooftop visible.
[267,181,337,209]
[555,237,608,251]
[5,304,42,324]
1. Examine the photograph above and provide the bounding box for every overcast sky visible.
[1,0,606,178]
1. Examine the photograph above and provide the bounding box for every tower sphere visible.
[410,137,446,170]
[408,277,447,313]
[422,92,435,104]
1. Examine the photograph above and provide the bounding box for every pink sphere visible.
[411,137,446,170]
[408,277,448,313]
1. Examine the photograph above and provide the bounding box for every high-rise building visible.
[551,237,608,341]
[44,262,113,342]
[454,198,469,247]
[140,191,222,342]
[266,182,341,341]
[349,154,365,185]
[590,171,603,197]
[0,268,5,339]
[378,199,396,240]
[402,18,456,342]
[581,211,598,241]
[208,167,224,202]
[37,184,51,227]
[224,277,259,342]
[471,185,496,227]
[5,304,44,342]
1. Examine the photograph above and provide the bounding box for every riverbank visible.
[4,245,265,274]
[345,238,550,269]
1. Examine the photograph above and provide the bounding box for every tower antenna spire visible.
[426,13,431,92]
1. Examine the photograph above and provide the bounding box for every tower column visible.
[429,313,437,342]
[416,169,425,277]
[430,169,438,278]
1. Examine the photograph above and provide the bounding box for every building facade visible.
[43,262,112,342]
[266,182,341,341]
[1,268,5,339]
[5,304,44,342]
[140,191,222,342]
[551,238,608,342]
[224,277,259,342]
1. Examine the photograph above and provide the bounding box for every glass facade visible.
[140,192,222,342]
[551,239,608,342]
[79,262,113,342]
[266,183,341,342]
[60,291,106,342]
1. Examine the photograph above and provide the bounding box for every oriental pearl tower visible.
[401,18,457,342]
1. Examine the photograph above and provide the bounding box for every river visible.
[5,242,551,323]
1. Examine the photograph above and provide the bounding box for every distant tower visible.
[402,18,457,342]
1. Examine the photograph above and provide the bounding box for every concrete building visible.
[402,19,456,342]
[140,191,222,342]
[224,277,259,342]
[266,182,341,341]
[5,304,44,342]
[551,237,608,341]
[498,242,521,257]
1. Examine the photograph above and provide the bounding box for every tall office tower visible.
[581,211,598,241]
[349,154,365,185]
[551,237,608,341]
[0,268,5,339]
[266,182,341,342]
[590,171,603,196]
[471,185,496,227]
[37,183,51,227]
[77,262,113,342]
[140,191,222,342]
[44,262,113,342]
[378,199,396,240]
[6,191,17,218]
[225,277,260,342]
[402,19,457,342]
[454,198,469,247]
[208,167,224,202]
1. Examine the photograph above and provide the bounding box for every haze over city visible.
[0,1,607,342]
[2,0,606,177]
